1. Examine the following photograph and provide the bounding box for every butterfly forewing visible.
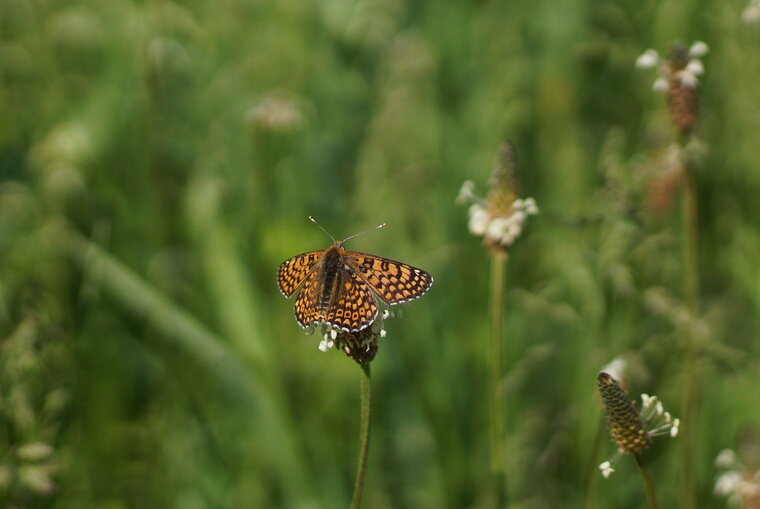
[347,252,434,305]
[277,250,323,297]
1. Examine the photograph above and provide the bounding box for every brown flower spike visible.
[665,44,699,135]
[636,41,708,136]
[598,372,649,455]
[597,371,680,478]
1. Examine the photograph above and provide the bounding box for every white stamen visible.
[686,59,704,76]
[743,4,760,23]
[485,216,508,243]
[524,197,539,215]
[636,49,660,68]
[715,471,742,496]
[456,180,476,204]
[599,461,615,478]
[679,71,699,89]
[688,41,709,58]
[670,419,680,437]
[468,204,490,235]
[715,449,738,469]
[652,77,668,92]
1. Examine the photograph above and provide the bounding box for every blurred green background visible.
[2,0,760,507]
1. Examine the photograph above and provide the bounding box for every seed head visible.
[636,41,708,135]
[596,371,680,478]
[598,372,649,455]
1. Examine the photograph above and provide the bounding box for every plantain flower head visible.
[597,372,680,478]
[636,41,708,134]
[457,142,538,257]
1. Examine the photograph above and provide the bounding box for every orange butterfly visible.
[277,218,433,332]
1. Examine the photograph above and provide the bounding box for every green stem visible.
[350,362,372,509]
[682,163,701,311]
[679,149,700,509]
[489,254,507,506]
[582,416,608,509]
[634,453,658,509]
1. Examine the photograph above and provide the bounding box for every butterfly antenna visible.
[308,216,338,244]
[341,222,387,244]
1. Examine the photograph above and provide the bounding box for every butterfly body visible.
[312,244,350,315]
[278,240,433,332]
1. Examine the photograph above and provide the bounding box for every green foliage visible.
[2,0,759,507]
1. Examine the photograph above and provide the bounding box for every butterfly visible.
[277,217,434,332]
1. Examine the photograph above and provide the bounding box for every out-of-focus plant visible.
[742,0,760,23]
[597,372,679,508]
[637,40,709,508]
[457,142,538,506]
[715,447,760,508]
[0,318,68,505]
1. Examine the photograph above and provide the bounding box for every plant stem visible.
[489,254,507,506]
[351,362,372,509]
[679,150,700,509]
[583,416,608,509]
[634,453,658,509]
[682,162,701,311]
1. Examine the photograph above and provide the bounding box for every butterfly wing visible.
[324,270,378,332]
[277,250,323,297]
[346,251,433,305]
[294,270,322,328]
[293,267,378,332]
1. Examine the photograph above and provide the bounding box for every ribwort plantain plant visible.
[714,447,760,507]
[457,142,538,506]
[597,372,680,509]
[637,41,708,507]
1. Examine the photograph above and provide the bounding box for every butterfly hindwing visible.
[277,250,323,297]
[324,270,378,332]
[347,251,434,305]
[294,270,321,328]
